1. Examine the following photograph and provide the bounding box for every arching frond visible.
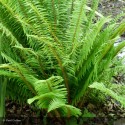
[75,17,111,73]
[89,82,125,107]
[0,0,27,46]
[48,99,81,117]
[27,76,81,116]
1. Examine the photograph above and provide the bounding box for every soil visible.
[3,0,125,125]
[99,0,125,18]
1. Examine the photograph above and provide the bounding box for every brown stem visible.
[46,82,61,117]
[37,56,48,78]
[2,65,36,95]
[51,0,57,28]
[49,46,70,103]
[17,69,36,94]
[70,0,75,14]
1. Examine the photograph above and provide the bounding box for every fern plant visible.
[0,0,125,118]
[89,82,125,107]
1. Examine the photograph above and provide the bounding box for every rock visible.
[114,118,125,125]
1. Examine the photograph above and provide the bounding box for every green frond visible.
[85,0,100,32]
[47,99,66,113]
[110,13,125,24]
[0,0,27,46]
[111,22,125,39]
[66,18,112,85]
[0,70,18,78]
[0,23,19,45]
[71,22,121,105]
[54,1,71,40]
[0,54,37,94]
[18,0,61,45]
[109,83,125,96]
[0,34,20,62]
[48,99,81,117]
[113,41,125,57]
[6,78,33,104]
[27,76,71,113]
[65,0,87,46]
[75,17,111,74]
[89,82,125,107]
